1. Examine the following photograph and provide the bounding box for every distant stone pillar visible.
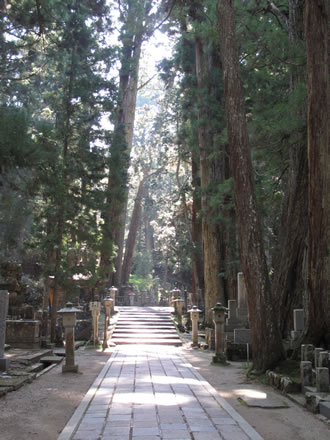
[188,306,201,347]
[89,300,101,345]
[109,286,118,314]
[212,303,228,364]
[301,361,313,389]
[174,298,185,331]
[237,273,248,321]
[316,368,329,392]
[0,290,10,371]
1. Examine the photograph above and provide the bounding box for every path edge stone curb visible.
[57,350,115,440]
[183,356,264,440]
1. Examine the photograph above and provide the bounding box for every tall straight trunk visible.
[217,0,284,371]
[121,177,145,286]
[304,0,329,344]
[100,26,143,285]
[191,148,204,306]
[50,45,75,342]
[273,0,308,337]
[195,37,226,324]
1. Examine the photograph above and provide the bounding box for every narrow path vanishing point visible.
[58,307,263,440]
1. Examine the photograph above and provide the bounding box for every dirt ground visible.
[0,344,329,440]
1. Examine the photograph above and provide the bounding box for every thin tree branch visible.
[137,73,157,91]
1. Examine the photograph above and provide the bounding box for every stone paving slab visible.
[58,345,263,440]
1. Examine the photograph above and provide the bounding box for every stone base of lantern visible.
[0,357,10,371]
[62,364,79,373]
[212,353,228,365]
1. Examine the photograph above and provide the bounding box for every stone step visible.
[15,349,53,365]
[111,338,182,346]
[112,306,181,346]
[113,333,179,339]
[114,329,178,334]
[40,356,63,365]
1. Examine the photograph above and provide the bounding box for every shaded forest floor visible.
[0,344,329,440]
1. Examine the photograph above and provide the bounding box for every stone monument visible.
[89,299,101,345]
[237,272,248,322]
[0,290,10,371]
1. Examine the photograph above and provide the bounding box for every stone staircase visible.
[111,306,182,346]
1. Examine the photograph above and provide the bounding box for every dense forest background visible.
[0,0,328,371]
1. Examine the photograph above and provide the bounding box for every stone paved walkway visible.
[58,345,263,440]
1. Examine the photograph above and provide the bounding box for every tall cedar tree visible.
[305,0,329,345]
[216,0,284,371]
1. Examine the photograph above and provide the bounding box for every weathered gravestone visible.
[0,290,10,370]
[237,272,248,322]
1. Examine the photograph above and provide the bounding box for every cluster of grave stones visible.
[204,273,251,361]
[301,344,330,393]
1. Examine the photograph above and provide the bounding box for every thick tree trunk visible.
[191,148,204,306]
[50,46,75,342]
[195,37,226,324]
[217,0,284,371]
[100,27,143,285]
[121,177,145,286]
[304,0,329,344]
[272,0,308,338]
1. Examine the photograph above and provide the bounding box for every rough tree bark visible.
[100,3,145,285]
[217,0,284,371]
[120,176,146,286]
[271,0,308,338]
[191,147,204,306]
[195,36,226,324]
[304,0,329,344]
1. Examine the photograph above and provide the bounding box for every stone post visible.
[212,303,228,364]
[314,348,324,368]
[58,302,81,373]
[319,351,329,368]
[188,305,201,347]
[109,286,118,314]
[171,288,181,315]
[301,361,313,389]
[102,296,113,350]
[128,292,136,306]
[237,272,248,321]
[301,344,314,363]
[316,368,329,392]
[174,298,185,331]
[89,299,101,345]
[0,290,10,371]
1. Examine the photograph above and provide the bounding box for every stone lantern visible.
[188,305,202,347]
[174,298,185,331]
[0,290,10,371]
[212,303,228,364]
[109,286,118,314]
[102,296,113,350]
[89,298,101,345]
[58,302,81,373]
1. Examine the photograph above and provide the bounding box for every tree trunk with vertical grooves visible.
[100,28,143,285]
[50,44,76,342]
[217,0,284,371]
[195,37,226,324]
[191,148,204,306]
[304,0,329,344]
[272,0,308,338]
[121,176,146,286]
